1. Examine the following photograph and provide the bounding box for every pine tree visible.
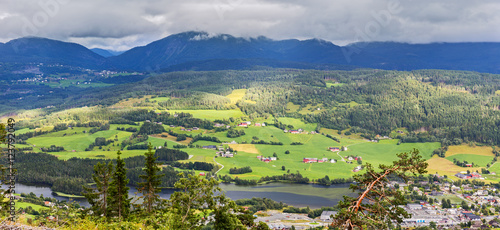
[137,143,163,213]
[333,149,428,229]
[83,162,113,217]
[108,151,131,220]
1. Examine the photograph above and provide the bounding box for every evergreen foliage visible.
[137,143,163,213]
[82,162,113,218]
[107,151,131,220]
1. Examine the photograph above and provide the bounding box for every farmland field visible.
[445,154,493,167]
[445,145,495,157]
[277,117,317,132]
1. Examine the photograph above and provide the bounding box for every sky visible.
[0,0,499,51]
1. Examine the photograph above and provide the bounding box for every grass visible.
[226,89,247,104]
[445,154,493,167]
[150,96,170,102]
[445,144,494,157]
[326,82,344,88]
[210,132,439,180]
[166,109,245,120]
[277,117,317,132]
[432,195,464,204]
[286,102,300,113]
[298,104,323,115]
[338,101,362,107]
[389,127,408,138]
[319,128,368,146]
[489,163,500,173]
[346,139,440,166]
[496,90,500,95]
[16,201,49,211]
[28,127,134,152]
[152,133,192,145]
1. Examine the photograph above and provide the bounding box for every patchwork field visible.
[445,145,495,157]
[18,108,497,183]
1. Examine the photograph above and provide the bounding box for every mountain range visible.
[1,31,499,73]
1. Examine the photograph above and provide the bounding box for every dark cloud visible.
[0,0,498,50]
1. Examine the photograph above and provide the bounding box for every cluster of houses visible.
[303,158,336,163]
[180,127,200,132]
[454,172,483,180]
[236,121,267,127]
[204,145,236,158]
[214,123,231,129]
[283,128,302,134]
[257,155,277,162]
[329,146,348,152]
[238,121,251,127]
[144,120,163,125]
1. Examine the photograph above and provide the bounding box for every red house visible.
[303,158,318,163]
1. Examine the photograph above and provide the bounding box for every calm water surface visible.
[6,182,356,209]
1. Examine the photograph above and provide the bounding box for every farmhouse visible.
[203,145,217,150]
[214,123,225,127]
[289,130,300,134]
[238,123,248,127]
[353,166,362,172]
[255,123,261,126]
[303,158,318,163]
[258,156,277,162]
[329,147,340,152]
[455,172,482,179]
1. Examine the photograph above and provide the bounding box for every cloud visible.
[0,0,498,49]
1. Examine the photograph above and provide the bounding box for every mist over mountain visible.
[1,32,499,73]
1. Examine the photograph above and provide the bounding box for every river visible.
[7,182,356,209]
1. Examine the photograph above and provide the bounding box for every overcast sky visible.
[1,0,499,51]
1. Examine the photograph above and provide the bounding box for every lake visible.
[5,182,356,209]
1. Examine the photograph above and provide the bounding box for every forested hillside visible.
[8,68,500,147]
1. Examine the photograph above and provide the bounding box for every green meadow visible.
[165,109,245,120]
[446,154,494,167]
[16,113,442,181]
[277,117,317,131]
